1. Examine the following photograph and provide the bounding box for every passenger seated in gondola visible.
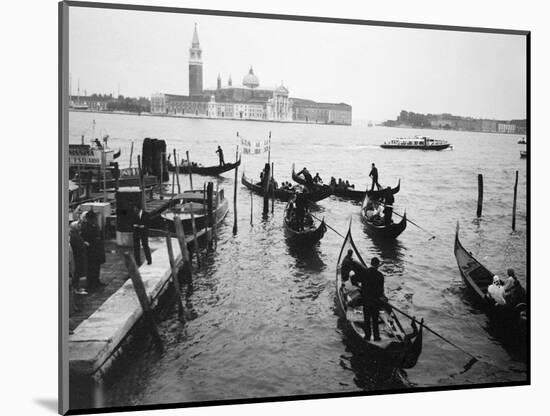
[487,275,506,306]
[340,250,362,306]
[330,176,337,187]
[365,199,384,223]
[313,172,323,185]
[337,178,344,189]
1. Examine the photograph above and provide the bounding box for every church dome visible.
[243,67,259,88]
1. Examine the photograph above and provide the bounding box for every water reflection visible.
[286,241,326,273]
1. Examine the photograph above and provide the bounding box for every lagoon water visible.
[69,112,528,409]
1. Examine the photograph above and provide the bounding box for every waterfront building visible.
[151,26,352,125]
[481,119,498,133]
[497,122,517,134]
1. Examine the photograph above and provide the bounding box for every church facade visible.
[151,25,352,125]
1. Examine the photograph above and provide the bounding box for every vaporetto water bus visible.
[381,136,451,150]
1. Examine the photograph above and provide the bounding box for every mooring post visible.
[171,159,175,197]
[206,182,214,249]
[189,200,201,269]
[214,182,219,249]
[174,215,191,279]
[164,226,185,321]
[263,163,270,216]
[233,146,239,235]
[129,140,134,169]
[512,170,519,230]
[159,152,164,200]
[271,162,275,214]
[476,174,483,218]
[186,150,193,190]
[123,253,163,350]
[138,155,146,210]
[174,149,181,194]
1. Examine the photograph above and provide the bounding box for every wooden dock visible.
[68,229,208,380]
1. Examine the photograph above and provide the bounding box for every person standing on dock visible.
[369,163,381,191]
[132,204,152,265]
[358,257,385,341]
[81,211,106,290]
[69,220,88,295]
[216,145,225,166]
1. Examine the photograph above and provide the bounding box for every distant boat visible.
[381,136,451,150]
[518,137,527,144]
[367,120,374,127]
[520,150,527,159]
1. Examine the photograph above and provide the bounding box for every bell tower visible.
[189,23,203,96]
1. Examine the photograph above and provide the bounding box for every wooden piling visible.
[123,253,163,349]
[174,215,191,279]
[512,170,518,230]
[476,174,483,218]
[164,226,185,320]
[233,146,239,235]
[174,149,181,194]
[250,192,253,226]
[189,198,200,268]
[263,163,270,216]
[159,152,164,200]
[186,150,193,190]
[102,148,107,202]
[206,182,214,249]
[137,155,146,210]
[129,140,134,169]
[271,162,275,214]
[171,161,175,197]
[214,182,219,248]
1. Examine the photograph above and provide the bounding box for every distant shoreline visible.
[68,109,351,126]
[376,123,522,135]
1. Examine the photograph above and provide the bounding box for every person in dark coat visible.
[382,186,395,224]
[297,167,314,187]
[216,146,225,166]
[132,204,152,265]
[369,163,381,191]
[357,257,386,341]
[80,211,106,290]
[69,220,88,295]
[294,193,307,231]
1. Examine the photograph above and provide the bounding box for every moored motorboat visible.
[453,222,527,338]
[335,225,423,368]
[151,187,229,235]
[167,157,241,176]
[283,200,326,244]
[381,136,451,150]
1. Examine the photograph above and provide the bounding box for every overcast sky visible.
[69,6,526,121]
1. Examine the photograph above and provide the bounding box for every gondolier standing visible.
[216,145,225,166]
[369,163,381,191]
[358,257,386,341]
[383,187,394,224]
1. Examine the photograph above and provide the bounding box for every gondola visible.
[365,179,400,199]
[292,166,365,201]
[453,222,527,337]
[283,200,327,244]
[335,225,423,368]
[167,157,241,176]
[360,188,406,239]
[241,173,332,203]
[151,188,229,235]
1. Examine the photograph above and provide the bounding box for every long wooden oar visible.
[310,212,345,238]
[381,203,436,239]
[382,299,478,372]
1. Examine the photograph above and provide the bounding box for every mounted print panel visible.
[59,1,529,414]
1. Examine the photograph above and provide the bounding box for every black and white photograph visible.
[59,1,529,414]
